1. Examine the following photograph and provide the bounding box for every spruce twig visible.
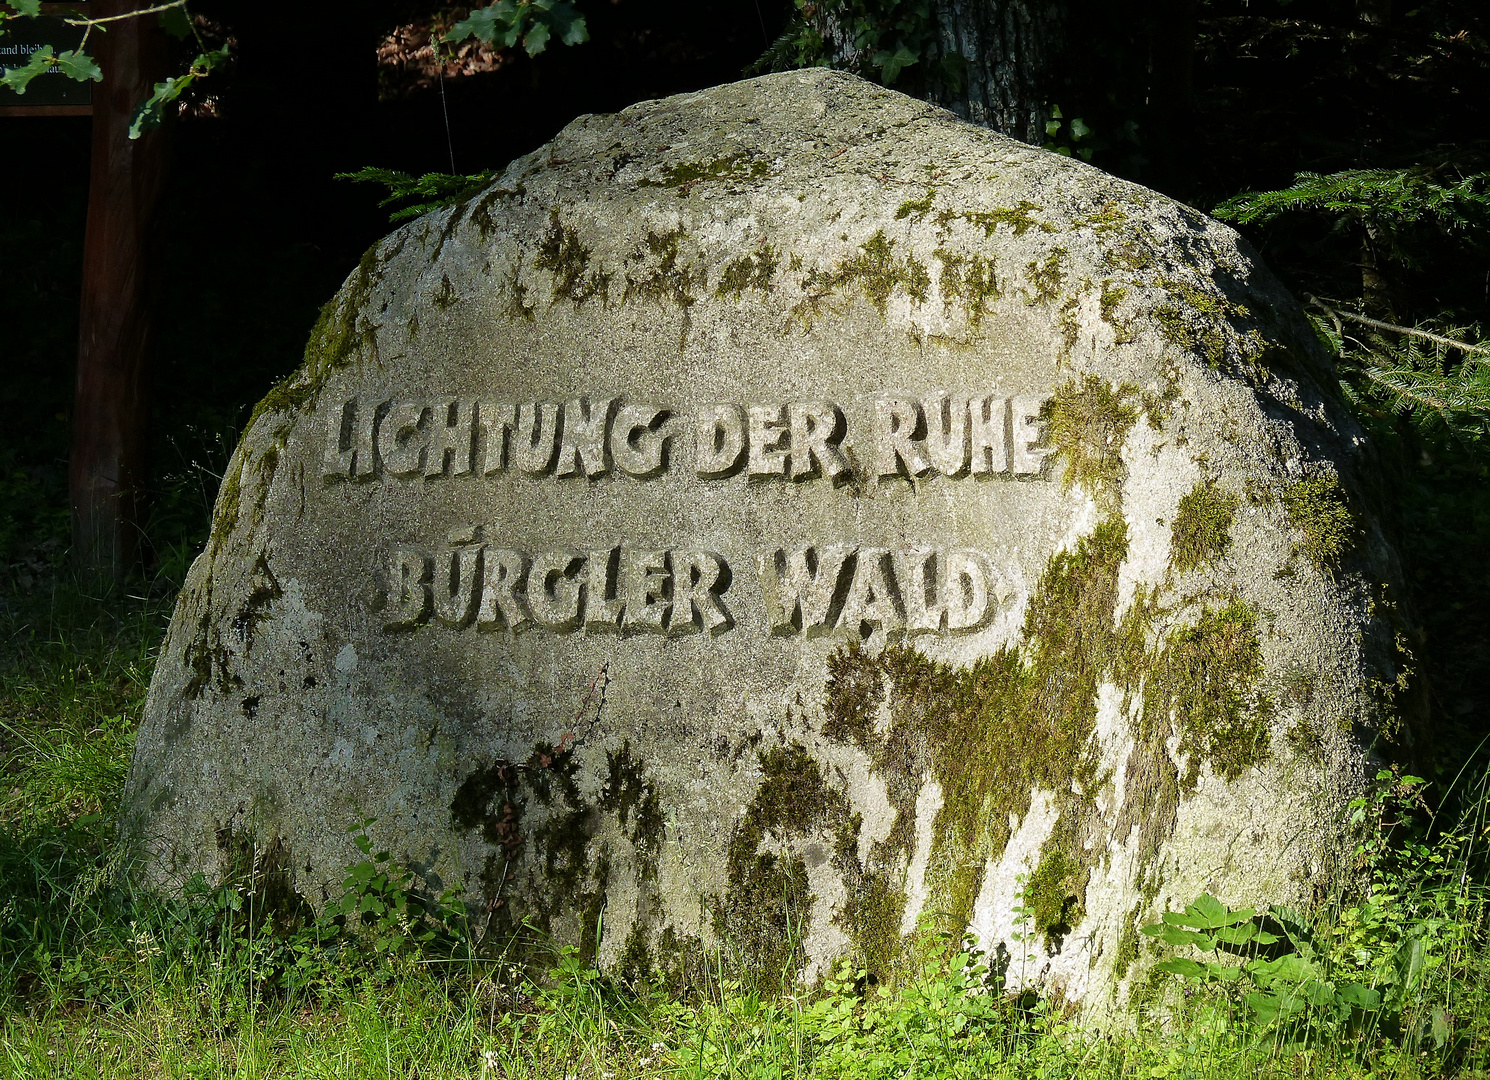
[1307,296,1490,359]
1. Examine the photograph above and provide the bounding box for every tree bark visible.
[921,0,1067,144]
[70,0,169,579]
[803,0,1069,145]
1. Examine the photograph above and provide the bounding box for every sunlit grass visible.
[0,577,1486,1079]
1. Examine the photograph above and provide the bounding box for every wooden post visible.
[70,0,168,579]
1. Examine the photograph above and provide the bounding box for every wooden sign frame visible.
[0,3,92,116]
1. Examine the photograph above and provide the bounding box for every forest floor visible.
[2,572,1488,1080]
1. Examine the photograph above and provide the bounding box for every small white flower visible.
[638,1058,652,1068]
[651,1042,665,1051]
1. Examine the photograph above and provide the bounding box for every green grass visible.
[3,580,1490,1078]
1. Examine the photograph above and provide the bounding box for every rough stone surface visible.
[124,70,1418,1016]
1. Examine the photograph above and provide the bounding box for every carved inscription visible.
[383,540,1005,639]
[351,388,1041,641]
[761,545,998,637]
[385,541,734,637]
[326,393,1049,483]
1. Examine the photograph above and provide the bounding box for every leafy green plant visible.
[753,0,963,90]
[311,818,473,961]
[335,167,498,223]
[1216,167,1490,441]
[0,1,231,141]
[1142,893,1382,1044]
[443,0,588,58]
[1042,105,1095,161]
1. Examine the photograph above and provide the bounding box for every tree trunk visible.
[70,0,169,580]
[922,0,1067,144]
[803,0,1069,144]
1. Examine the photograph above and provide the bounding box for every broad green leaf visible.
[1391,936,1427,993]
[1045,119,1062,137]
[1168,893,1253,930]
[129,50,229,139]
[1,43,53,94]
[1247,953,1317,989]
[1211,923,1258,947]
[54,49,100,82]
[8,0,42,16]
[874,45,919,84]
[1432,1007,1451,1049]
[159,6,192,40]
[1069,117,1092,140]
[1338,982,1381,1010]
[523,20,550,55]
[1245,991,1304,1024]
[1154,958,1208,978]
[1303,979,1338,1007]
[1268,905,1321,955]
[554,5,588,46]
[446,7,500,44]
[1151,924,1216,951]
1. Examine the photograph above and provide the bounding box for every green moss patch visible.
[1140,598,1273,788]
[624,229,700,308]
[641,151,770,192]
[813,518,1129,964]
[1040,375,1141,510]
[933,249,1000,328]
[1281,474,1357,575]
[1170,481,1240,574]
[536,211,610,304]
[1024,247,1068,306]
[1025,847,1084,944]
[716,245,779,298]
[895,188,936,221]
[798,231,931,318]
[938,200,1055,238]
[245,240,386,435]
[1073,201,1129,236]
[716,743,852,992]
[800,499,1278,972]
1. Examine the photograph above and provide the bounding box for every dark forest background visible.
[2,0,1488,759]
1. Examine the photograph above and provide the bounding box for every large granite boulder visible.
[123,69,1419,1014]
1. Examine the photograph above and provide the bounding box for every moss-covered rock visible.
[123,70,1409,1024]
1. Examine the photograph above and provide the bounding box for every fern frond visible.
[336,167,497,222]
[1216,168,1490,231]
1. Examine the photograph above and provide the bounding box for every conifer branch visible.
[1307,296,1490,359]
